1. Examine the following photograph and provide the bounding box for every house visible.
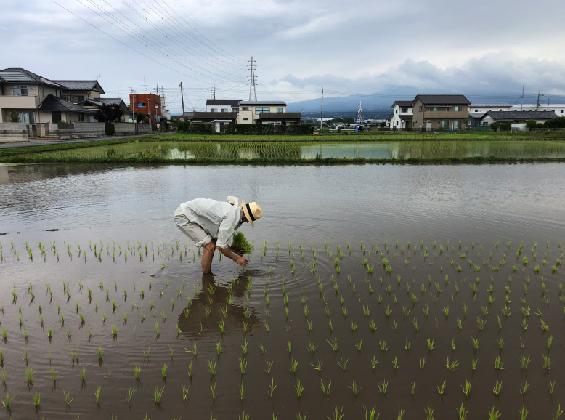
[480,110,557,126]
[55,80,105,104]
[0,67,64,123]
[468,104,513,127]
[0,67,108,125]
[389,100,413,130]
[411,94,470,131]
[184,111,238,133]
[237,101,301,125]
[129,93,161,124]
[206,99,241,113]
[38,94,97,124]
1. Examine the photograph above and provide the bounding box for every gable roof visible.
[55,80,105,93]
[414,94,470,105]
[38,94,93,113]
[206,99,241,106]
[240,100,287,106]
[483,110,557,121]
[0,67,62,88]
[392,100,413,107]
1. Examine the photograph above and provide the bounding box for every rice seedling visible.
[458,403,468,420]
[492,380,503,397]
[153,386,165,406]
[437,380,447,396]
[33,391,40,410]
[2,393,11,413]
[267,377,277,398]
[295,379,305,399]
[25,367,34,387]
[161,363,168,381]
[63,390,73,407]
[378,379,389,395]
[94,385,102,406]
[97,347,104,365]
[494,355,504,371]
[488,406,502,420]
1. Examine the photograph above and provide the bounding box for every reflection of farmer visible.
[178,273,259,335]
[174,196,263,274]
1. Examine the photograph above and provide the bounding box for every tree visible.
[544,117,565,128]
[95,104,123,123]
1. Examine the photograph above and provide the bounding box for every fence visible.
[0,123,29,143]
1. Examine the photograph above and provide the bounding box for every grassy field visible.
[2,131,565,164]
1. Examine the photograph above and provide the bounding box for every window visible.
[137,102,146,108]
[210,108,216,113]
[221,108,227,112]
[52,111,62,124]
[78,113,85,122]
[395,109,398,114]
[454,106,460,112]
[241,107,249,111]
[243,117,249,121]
[277,107,285,113]
[11,86,28,96]
[401,107,408,113]
[452,120,460,130]
[475,109,479,112]
[440,120,449,129]
[255,107,270,114]
[561,110,564,114]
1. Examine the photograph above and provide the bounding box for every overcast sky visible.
[2,0,565,112]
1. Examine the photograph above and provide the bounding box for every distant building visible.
[237,101,301,125]
[480,110,557,126]
[389,100,413,130]
[129,93,161,124]
[517,104,565,117]
[206,99,241,113]
[468,104,513,127]
[411,94,470,131]
[183,111,238,133]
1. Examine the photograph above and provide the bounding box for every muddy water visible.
[1,163,565,418]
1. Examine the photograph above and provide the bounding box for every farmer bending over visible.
[174,196,262,274]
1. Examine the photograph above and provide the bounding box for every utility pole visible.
[130,87,135,124]
[179,82,185,116]
[320,86,324,133]
[520,85,525,110]
[536,91,544,109]
[211,84,216,100]
[248,57,258,102]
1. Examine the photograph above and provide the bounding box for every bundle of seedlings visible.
[231,232,254,256]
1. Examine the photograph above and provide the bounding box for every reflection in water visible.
[177,272,259,337]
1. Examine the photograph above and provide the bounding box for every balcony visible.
[0,95,39,109]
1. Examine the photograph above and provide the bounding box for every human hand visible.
[237,256,249,267]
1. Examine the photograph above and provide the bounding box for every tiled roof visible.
[392,100,413,107]
[38,94,92,113]
[240,101,287,106]
[484,110,557,121]
[206,99,241,106]
[0,67,62,87]
[414,94,470,105]
[187,112,237,121]
[55,80,105,93]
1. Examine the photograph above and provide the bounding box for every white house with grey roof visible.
[389,100,413,130]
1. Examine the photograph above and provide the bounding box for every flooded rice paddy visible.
[2,163,565,418]
[6,140,565,163]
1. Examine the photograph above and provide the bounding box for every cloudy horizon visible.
[3,0,565,112]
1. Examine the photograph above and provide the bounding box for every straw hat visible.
[240,201,263,225]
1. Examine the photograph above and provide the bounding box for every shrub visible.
[544,117,565,128]
[490,122,511,131]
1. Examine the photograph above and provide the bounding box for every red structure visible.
[129,93,161,124]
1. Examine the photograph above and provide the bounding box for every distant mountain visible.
[288,91,565,116]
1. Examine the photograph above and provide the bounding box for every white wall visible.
[389,105,412,130]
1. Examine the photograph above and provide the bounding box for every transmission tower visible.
[248,56,258,101]
[356,101,365,125]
